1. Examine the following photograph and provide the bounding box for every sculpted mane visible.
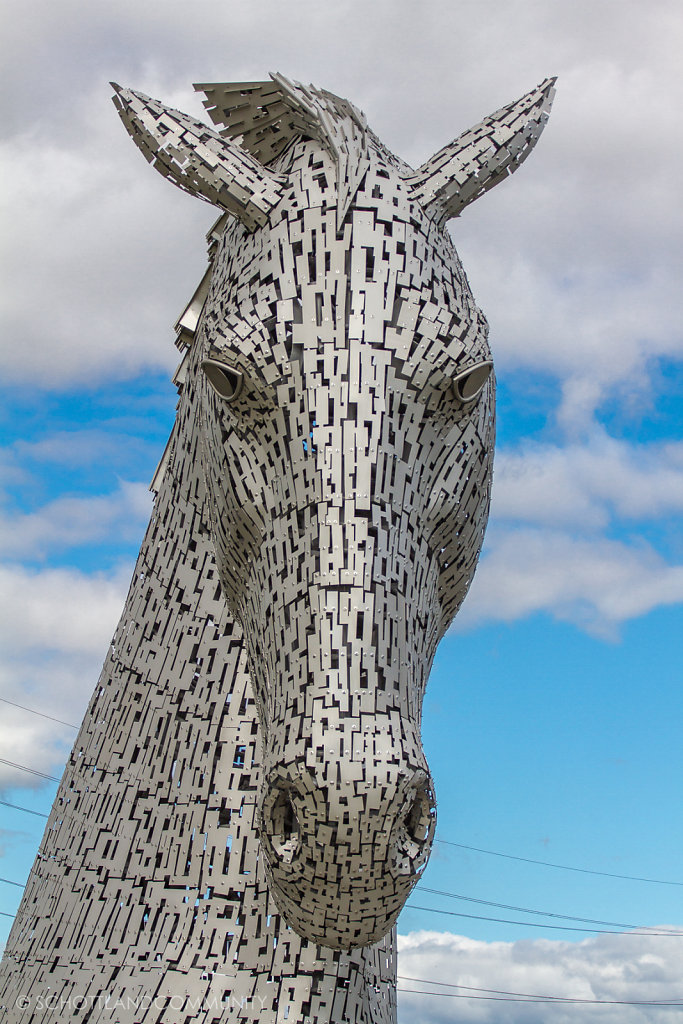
[195,74,386,227]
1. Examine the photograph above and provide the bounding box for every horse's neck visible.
[0,394,396,1023]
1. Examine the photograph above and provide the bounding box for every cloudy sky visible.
[1,0,682,1019]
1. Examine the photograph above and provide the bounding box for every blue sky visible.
[1,1,682,1019]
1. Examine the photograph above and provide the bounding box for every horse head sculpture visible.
[113,74,554,952]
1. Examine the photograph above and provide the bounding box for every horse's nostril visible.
[268,789,300,864]
[404,785,434,845]
[390,777,436,878]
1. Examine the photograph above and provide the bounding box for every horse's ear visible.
[407,78,556,227]
[111,84,286,232]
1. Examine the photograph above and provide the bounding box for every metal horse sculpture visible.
[0,75,554,1022]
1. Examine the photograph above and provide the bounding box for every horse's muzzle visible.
[258,756,436,950]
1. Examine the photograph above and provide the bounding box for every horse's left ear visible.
[111,84,286,232]
[407,78,556,227]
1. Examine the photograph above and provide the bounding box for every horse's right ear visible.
[111,84,286,232]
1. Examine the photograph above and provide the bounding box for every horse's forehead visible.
[230,176,466,305]
[208,140,483,379]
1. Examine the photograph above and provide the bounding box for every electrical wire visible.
[0,697,78,730]
[397,974,683,1003]
[0,758,60,783]
[397,980,683,1007]
[2,777,682,893]
[2,721,681,890]
[0,798,48,818]
[414,885,682,933]
[435,838,683,886]
[0,864,679,937]
[406,903,682,937]
[3,747,682,908]
[2,684,680,1002]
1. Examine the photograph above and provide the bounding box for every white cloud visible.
[397,928,683,1024]
[0,480,151,559]
[0,127,213,387]
[0,563,131,788]
[457,527,683,638]
[453,55,683,428]
[450,434,683,635]
[12,430,153,471]
[493,435,683,530]
[0,0,680,417]
[0,563,130,656]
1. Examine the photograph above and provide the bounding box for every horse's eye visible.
[452,360,493,404]
[202,359,243,402]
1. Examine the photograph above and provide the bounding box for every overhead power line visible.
[406,903,683,937]
[414,885,681,934]
[3,746,682,890]
[0,758,61,784]
[397,976,683,1006]
[436,838,683,887]
[0,798,48,819]
[0,697,78,730]
[1,870,679,939]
